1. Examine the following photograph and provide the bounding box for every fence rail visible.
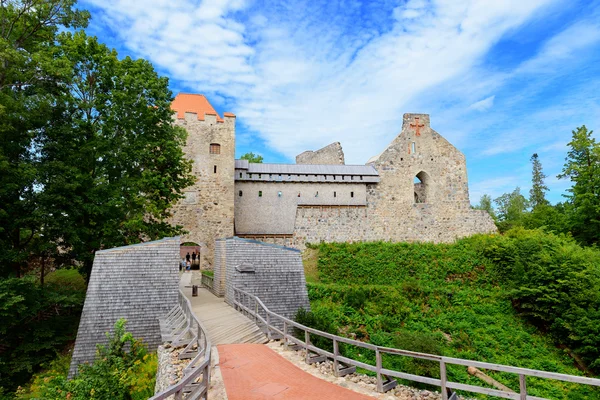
[201,273,214,290]
[150,289,212,400]
[232,286,600,400]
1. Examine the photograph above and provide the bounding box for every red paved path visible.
[218,344,372,399]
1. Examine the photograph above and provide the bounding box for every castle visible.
[169,94,496,269]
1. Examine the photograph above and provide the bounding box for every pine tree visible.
[529,153,549,209]
[558,125,600,245]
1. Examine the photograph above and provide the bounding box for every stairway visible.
[182,278,267,345]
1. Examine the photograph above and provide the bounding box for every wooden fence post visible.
[305,330,310,363]
[440,360,448,400]
[266,313,271,340]
[376,349,383,392]
[333,339,339,377]
[283,321,288,350]
[519,374,527,400]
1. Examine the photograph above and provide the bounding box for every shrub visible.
[21,319,157,400]
[0,276,85,392]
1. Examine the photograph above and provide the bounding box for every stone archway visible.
[413,171,431,204]
[180,242,201,270]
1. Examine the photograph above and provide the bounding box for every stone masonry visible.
[296,142,345,165]
[221,237,310,325]
[169,94,236,270]
[68,237,180,378]
[170,94,496,256]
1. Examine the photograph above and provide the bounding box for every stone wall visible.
[169,109,236,270]
[234,182,367,235]
[296,142,345,165]
[69,237,180,378]
[222,237,310,325]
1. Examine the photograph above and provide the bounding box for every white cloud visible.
[468,95,495,112]
[85,0,563,163]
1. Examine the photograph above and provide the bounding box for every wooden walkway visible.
[181,276,267,345]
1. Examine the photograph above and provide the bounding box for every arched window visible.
[414,171,431,203]
[209,143,221,154]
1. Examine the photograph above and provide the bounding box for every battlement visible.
[171,93,235,124]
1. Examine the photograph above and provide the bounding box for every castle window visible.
[333,175,336,180]
[298,192,301,197]
[259,174,262,179]
[411,142,416,154]
[351,191,354,198]
[278,191,282,197]
[351,176,354,180]
[259,191,262,197]
[269,174,272,178]
[209,143,221,154]
[414,171,430,204]
[214,165,217,173]
[239,173,242,178]
[239,190,243,197]
[315,191,319,197]
[334,191,337,198]
[360,176,363,180]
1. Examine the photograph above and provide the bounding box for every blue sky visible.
[80,0,600,205]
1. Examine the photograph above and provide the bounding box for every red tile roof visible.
[171,93,226,122]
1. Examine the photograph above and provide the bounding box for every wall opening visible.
[213,165,217,173]
[180,242,201,270]
[414,171,431,204]
[239,190,243,197]
[209,143,221,154]
[411,142,416,154]
[259,191,262,197]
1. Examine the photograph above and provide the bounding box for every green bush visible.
[0,275,85,393]
[303,236,600,398]
[477,228,600,370]
[19,319,157,400]
[45,269,87,292]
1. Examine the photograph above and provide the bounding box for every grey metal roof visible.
[234,160,379,176]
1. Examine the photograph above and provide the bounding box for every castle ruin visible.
[169,94,496,269]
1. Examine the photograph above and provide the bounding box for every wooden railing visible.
[150,289,212,400]
[201,273,214,290]
[233,286,600,400]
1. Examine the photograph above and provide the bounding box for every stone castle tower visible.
[169,94,236,269]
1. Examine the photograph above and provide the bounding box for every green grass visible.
[301,239,600,399]
[201,270,214,277]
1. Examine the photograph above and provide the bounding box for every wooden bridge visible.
[152,273,600,400]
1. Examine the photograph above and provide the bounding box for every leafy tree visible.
[494,187,529,232]
[474,194,496,220]
[529,153,549,209]
[558,125,600,245]
[38,32,195,279]
[240,152,263,163]
[0,274,85,391]
[0,0,89,277]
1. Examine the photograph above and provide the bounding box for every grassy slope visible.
[303,241,600,399]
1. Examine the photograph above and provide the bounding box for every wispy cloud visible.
[82,0,600,204]
[83,0,557,163]
[468,95,495,112]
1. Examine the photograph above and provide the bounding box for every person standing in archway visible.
[186,252,191,265]
[191,251,196,268]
